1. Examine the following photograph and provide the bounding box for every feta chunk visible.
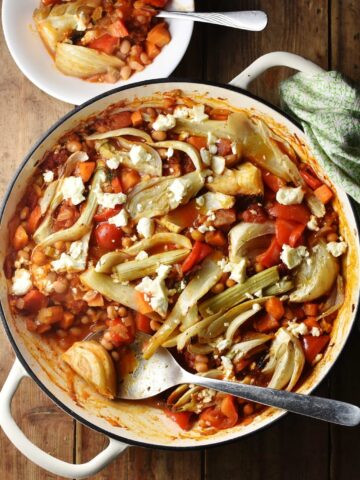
[307,215,319,231]
[173,106,190,119]
[152,114,176,131]
[109,209,128,227]
[200,148,212,166]
[280,244,308,269]
[51,233,90,273]
[191,104,209,122]
[129,144,152,165]
[167,147,174,158]
[135,250,149,261]
[211,155,225,175]
[276,186,304,205]
[287,321,309,337]
[96,191,127,209]
[135,264,171,317]
[43,170,54,183]
[106,157,121,170]
[311,327,321,337]
[221,356,234,380]
[218,257,247,284]
[169,178,187,204]
[137,217,154,238]
[12,269,32,296]
[326,241,347,257]
[62,176,85,205]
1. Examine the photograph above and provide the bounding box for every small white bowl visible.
[2,0,194,105]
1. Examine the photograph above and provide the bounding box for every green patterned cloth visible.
[280,71,360,204]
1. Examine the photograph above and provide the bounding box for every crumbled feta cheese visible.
[106,157,121,170]
[254,289,263,298]
[169,178,187,204]
[200,148,212,166]
[191,104,209,122]
[135,264,171,317]
[217,338,231,353]
[137,204,143,212]
[152,114,176,131]
[76,11,89,31]
[280,244,308,269]
[167,147,174,158]
[219,257,247,284]
[43,170,54,183]
[221,356,234,379]
[326,241,347,257]
[211,155,225,175]
[12,269,32,296]
[109,209,128,227]
[313,353,323,364]
[207,132,218,154]
[287,321,308,337]
[198,224,215,233]
[62,176,85,205]
[137,217,154,238]
[207,175,214,183]
[276,186,305,205]
[252,303,262,312]
[96,191,127,209]
[173,106,190,118]
[196,196,205,207]
[311,327,321,337]
[245,292,254,300]
[135,250,149,261]
[52,239,87,272]
[231,142,240,155]
[307,215,319,231]
[129,144,152,165]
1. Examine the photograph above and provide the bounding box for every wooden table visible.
[1,1,359,478]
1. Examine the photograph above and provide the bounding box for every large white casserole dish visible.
[0,52,359,479]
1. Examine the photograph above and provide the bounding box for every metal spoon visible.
[107,332,359,427]
[157,10,268,32]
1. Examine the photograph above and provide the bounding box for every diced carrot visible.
[27,205,42,233]
[302,335,330,363]
[131,110,143,127]
[262,171,286,192]
[147,23,171,47]
[300,170,322,190]
[107,19,129,38]
[59,312,75,330]
[314,184,333,204]
[22,289,48,313]
[303,303,319,316]
[304,316,319,330]
[120,168,141,193]
[187,136,207,150]
[111,176,123,193]
[135,291,154,315]
[78,161,96,183]
[209,109,231,121]
[135,312,152,334]
[265,297,285,321]
[204,230,227,247]
[254,312,280,333]
[145,41,160,59]
[143,0,167,7]
[88,34,119,55]
[108,111,133,129]
[13,225,29,250]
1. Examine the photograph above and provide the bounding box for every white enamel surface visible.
[2,0,194,105]
[0,80,359,466]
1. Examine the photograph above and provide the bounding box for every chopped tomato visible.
[182,241,213,273]
[256,236,281,268]
[164,410,192,430]
[27,205,42,234]
[107,317,134,346]
[302,335,330,363]
[200,395,238,430]
[303,303,319,317]
[262,171,285,192]
[187,136,207,151]
[254,312,280,332]
[135,312,152,334]
[275,218,305,247]
[111,176,123,193]
[94,207,121,222]
[314,184,333,204]
[213,208,236,228]
[216,138,232,156]
[265,297,285,321]
[300,170,322,190]
[21,289,48,313]
[95,223,123,250]
[241,204,268,223]
[268,202,310,224]
[108,19,129,38]
[88,34,119,55]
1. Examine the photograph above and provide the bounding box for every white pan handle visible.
[229,51,324,90]
[0,359,128,479]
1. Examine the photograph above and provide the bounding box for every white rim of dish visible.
[1,0,195,105]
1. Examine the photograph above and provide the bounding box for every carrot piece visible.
[216,138,232,156]
[302,335,330,363]
[145,41,161,59]
[79,161,96,183]
[131,110,143,127]
[262,171,286,192]
[204,230,227,247]
[120,169,141,193]
[135,312,152,334]
[27,205,42,233]
[300,170,322,190]
[209,109,231,121]
[135,291,153,314]
[265,297,285,321]
[304,303,319,316]
[187,136,207,150]
[304,316,319,329]
[314,184,333,204]
[88,34,119,54]
[254,312,280,333]
[108,111,133,129]
[111,176,123,193]
[108,19,129,38]
[59,312,75,330]
[13,225,29,250]
[147,23,171,47]
[22,289,48,313]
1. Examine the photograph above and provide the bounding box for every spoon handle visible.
[157,10,268,32]
[185,374,360,426]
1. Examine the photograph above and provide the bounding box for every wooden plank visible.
[204,1,330,479]
[0,17,74,479]
[331,0,360,81]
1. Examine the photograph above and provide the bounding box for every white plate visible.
[2,0,194,105]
